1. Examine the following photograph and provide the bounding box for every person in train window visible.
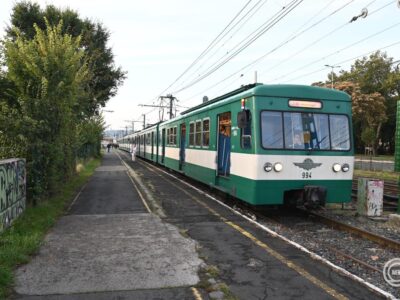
[292,133,303,149]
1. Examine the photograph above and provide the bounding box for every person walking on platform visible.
[131,143,137,161]
[107,143,111,153]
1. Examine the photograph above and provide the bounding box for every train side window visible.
[173,127,177,145]
[261,111,284,149]
[189,122,195,146]
[240,110,252,149]
[330,115,350,150]
[195,120,202,146]
[202,118,210,147]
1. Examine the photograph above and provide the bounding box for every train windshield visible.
[261,111,350,151]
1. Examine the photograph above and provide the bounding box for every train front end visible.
[247,85,353,208]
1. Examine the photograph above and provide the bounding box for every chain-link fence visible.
[355,156,394,172]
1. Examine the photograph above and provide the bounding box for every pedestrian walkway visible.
[14,152,202,299]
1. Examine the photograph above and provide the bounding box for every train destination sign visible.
[289,100,322,109]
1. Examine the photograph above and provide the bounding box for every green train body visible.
[119,84,354,207]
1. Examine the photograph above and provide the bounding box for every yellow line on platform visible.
[138,160,348,300]
[191,287,203,300]
[116,152,152,213]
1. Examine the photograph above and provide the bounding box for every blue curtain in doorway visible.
[218,133,230,176]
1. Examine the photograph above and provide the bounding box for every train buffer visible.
[13,151,393,299]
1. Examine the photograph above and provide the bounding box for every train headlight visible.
[274,162,283,172]
[342,163,350,172]
[332,163,341,172]
[264,162,273,172]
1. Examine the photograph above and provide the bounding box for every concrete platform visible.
[15,214,201,295]
[14,152,202,298]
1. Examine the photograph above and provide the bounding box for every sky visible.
[1,0,400,133]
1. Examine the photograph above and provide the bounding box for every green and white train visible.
[118,84,354,208]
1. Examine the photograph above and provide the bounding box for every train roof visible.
[119,83,350,138]
[182,84,349,115]
[174,83,350,121]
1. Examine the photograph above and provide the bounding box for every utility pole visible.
[124,120,142,134]
[159,94,177,119]
[143,114,146,129]
[139,94,178,122]
[324,65,340,89]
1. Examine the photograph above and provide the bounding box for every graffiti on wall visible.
[0,159,26,232]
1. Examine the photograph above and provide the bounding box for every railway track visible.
[305,210,400,251]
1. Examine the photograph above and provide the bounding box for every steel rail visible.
[305,211,400,251]
[326,246,382,273]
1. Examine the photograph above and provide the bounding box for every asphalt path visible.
[13,152,202,300]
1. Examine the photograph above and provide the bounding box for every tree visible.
[3,20,89,201]
[6,1,126,117]
[335,51,398,154]
[312,81,387,155]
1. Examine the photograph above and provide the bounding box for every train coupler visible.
[303,185,327,209]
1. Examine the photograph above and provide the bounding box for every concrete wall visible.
[0,158,26,232]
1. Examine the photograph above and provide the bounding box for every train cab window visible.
[189,122,195,146]
[202,119,210,147]
[284,112,330,150]
[195,121,202,146]
[261,111,283,149]
[330,115,350,150]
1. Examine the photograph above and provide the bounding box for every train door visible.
[161,128,166,163]
[217,112,231,177]
[156,129,159,163]
[151,131,154,160]
[142,134,147,158]
[179,123,186,171]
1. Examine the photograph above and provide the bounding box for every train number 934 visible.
[302,171,312,179]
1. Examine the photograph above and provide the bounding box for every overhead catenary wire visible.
[129,0,258,125]
[269,20,400,83]
[179,0,355,104]
[152,0,254,102]
[261,0,396,80]
[127,0,398,130]
[186,0,392,103]
[177,0,269,89]
[280,40,400,83]
[134,0,349,122]
[172,0,305,95]
[172,0,304,94]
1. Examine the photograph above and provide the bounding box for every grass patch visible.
[355,155,394,161]
[218,283,239,300]
[0,158,100,299]
[354,169,399,182]
[205,265,220,278]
